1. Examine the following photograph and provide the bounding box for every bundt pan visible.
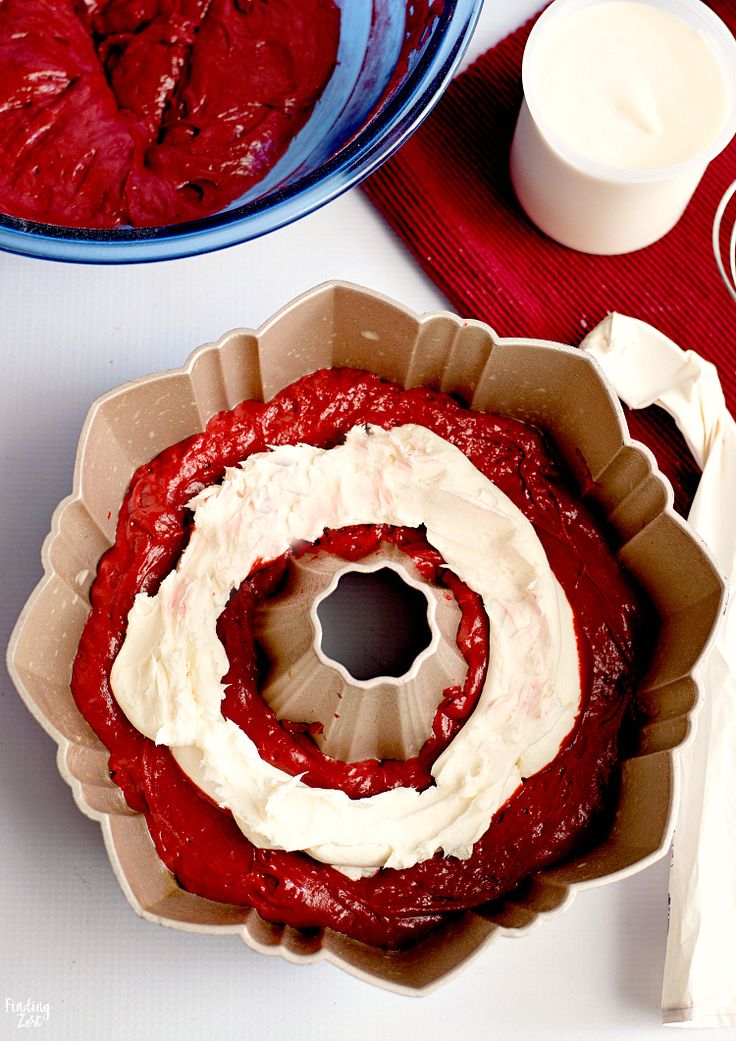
[6,282,726,994]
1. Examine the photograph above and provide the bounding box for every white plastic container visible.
[510,0,736,255]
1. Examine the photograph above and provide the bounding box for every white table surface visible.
[1,3,732,1039]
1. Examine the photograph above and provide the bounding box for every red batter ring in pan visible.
[72,369,649,947]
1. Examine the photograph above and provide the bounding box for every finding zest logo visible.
[4,999,51,1029]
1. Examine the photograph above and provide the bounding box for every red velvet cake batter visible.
[72,369,650,947]
[0,0,340,228]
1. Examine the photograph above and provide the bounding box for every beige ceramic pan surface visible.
[6,282,726,994]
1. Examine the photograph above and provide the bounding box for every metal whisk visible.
[713,180,736,303]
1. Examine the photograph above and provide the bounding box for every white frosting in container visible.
[532,1,728,171]
[111,424,581,874]
[510,0,736,254]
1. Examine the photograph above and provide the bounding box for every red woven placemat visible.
[364,3,736,515]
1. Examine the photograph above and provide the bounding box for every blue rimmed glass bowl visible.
[0,0,483,264]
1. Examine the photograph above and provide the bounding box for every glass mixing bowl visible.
[0,0,483,264]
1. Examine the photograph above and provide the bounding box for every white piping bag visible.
[581,312,736,1028]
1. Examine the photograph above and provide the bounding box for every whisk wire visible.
[713,179,736,304]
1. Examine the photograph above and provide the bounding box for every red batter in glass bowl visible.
[7,284,725,992]
[0,1,483,261]
[0,0,342,229]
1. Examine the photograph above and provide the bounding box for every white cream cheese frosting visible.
[533,1,729,171]
[110,424,581,874]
